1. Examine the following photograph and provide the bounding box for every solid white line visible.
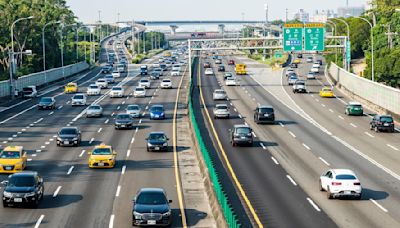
[259,143,266,150]
[370,199,388,213]
[89,138,94,144]
[302,143,311,150]
[286,175,298,186]
[109,214,115,228]
[105,119,109,124]
[387,144,399,151]
[329,109,334,113]
[319,157,331,166]
[0,99,30,113]
[307,198,321,212]
[79,150,86,157]
[67,166,74,175]
[364,132,375,138]
[271,156,279,165]
[121,165,126,175]
[53,186,62,198]
[34,215,45,228]
[0,105,38,124]
[98,128,103,133]
[288,131,296,138]
[115,185,121,197]
[338,115,344,120]
[127,149,131,157]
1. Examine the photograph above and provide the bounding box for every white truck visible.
[22,86,38,98]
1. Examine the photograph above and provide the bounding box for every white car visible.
[171,69,180,76]
[152,63,160,68]
[225,77,237,86]
[292,80,307,93]
[172,65,181,72]
[306,57,313,63]
[71,93,87,106]
[96,79,108,89]
[112,71,121,78]
[312,62,321,68]
[213,89,227,100]
[215,59,222,64]
[87,84,101,96]
[205,68,214,76]
[110,86,124,98]
[126,105,141,118]
[307,72,316,79]
[311,67,319,73]
[213,104,230,119]
[133,87,146,98]
[319,169,362,200]
[139,79,150,88]
[160,79,172,89]
[286,69,295,76]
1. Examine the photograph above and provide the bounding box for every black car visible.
[317,60,323,66]
[254,106,275,124]
[38,97,56,110]
[160,64,167,71]
[150,71,160,80]
[101,66,112,74]
[132,188,172,226]
[57,127,81,146]
[114,113,134,129]
[146,132,169,152]
[230,125,253,147]
[297,54,303,58]
[2,172,44,208]
[218,65,226,72]
[290,63,298,68]
[370,115,395,132]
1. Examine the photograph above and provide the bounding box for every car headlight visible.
[161,113,164,116]
[3,191,12,197]
[147,143,153,147]
[16,161,24,166]
[150,113,155,116]
[25,192,36,197]
[72,137,78,141]
[162,210,171,217]
[57,137,62,141]
[133,212,143,219]
[163,143,168,146]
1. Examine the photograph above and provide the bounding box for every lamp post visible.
[332,18,350,71]
[60,23,79,78]
[326,20,338,63]
[42,21,61,84]
[9,16,34,99]
[354,16,375,81]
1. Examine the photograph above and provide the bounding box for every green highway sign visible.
[274,50,283,58]
[283,24,303,52]
[304,23,325,51]
[346,41,351,63]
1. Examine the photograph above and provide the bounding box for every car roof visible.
[258,105,273,109]
[149,132,166,135]
[138,188,165,194]
[214,89,224,92]
[95,143,112,149]
[11,171,38,177]
[151,105,164,108]
[348,101,362,105]
[61,127,79,130]
[378,115,393,118]
[330,169,356,176]
[234,124,250,128]
[2,146,23,152]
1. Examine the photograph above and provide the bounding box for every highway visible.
[0,32,189,227]
[191,51,400,227]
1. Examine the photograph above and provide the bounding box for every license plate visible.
[64,141,69,145]
[344,191,351,195]
[264,114,269,117]
[148,220,156,225]
[5,167,12,170]
[98,163,104,166]
[121,125,126,127]
[155,147,160,150]
[384,123,389,126]
[14,198,22,202]
[155,115,159,118]
[241,137,246,139]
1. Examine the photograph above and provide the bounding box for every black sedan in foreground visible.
[115,113,134,129]
[57,127,81,146]
[146,132,169,152]
[38,97,56,110]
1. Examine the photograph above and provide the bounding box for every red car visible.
[228,60,235,65]
[203,62,211,68]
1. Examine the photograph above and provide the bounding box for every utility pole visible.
[384,24,397,49]
[131,20,135,55]
[285,8,288,22]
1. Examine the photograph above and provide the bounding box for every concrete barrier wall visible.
[0,61,89,98]
[329,62,400,115]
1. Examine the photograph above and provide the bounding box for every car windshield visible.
[136,88,144,92]
[336,174,357,180]
[380,117,393,122]
[136,192,167,205]
[0,151,20,159]
[215,90,225,94]
[8,176,35,187]
[259,108,274,113]
[350,105,362,108]
[151,106,163,112]
[98,79,106,82]
[128,106,139,110]
[236,127,251,134]
[60,128,77,135]
[155,69,161,72]
[323,88,331,92]
[296,81,305,86]
[290,76,297,80]
[225,73,232,76]
[216,106,228,110]
[149,133,167,141]
[89,106,101,110]
[117,114,131,119]
[40,98,52,102]
[163,80,171,83]
[66,84,75,88]
[140,80,149,83]
[112,87,122,91]
[106,76,113,79]
[23,88,33,92]
[92,148,112,155]
[89,85,98,89]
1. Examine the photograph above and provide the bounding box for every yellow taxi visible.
[64,82,78,93]
[319,87,335,98]
[0,146,27,173]
[88,144,116,168]
[293,59,301,64]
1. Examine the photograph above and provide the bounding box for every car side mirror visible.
[168,200,173,203]
[1,180,8,186]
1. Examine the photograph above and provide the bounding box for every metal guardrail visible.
[188,57,241,228]
[329,62,400,115]
[0,61,89,98]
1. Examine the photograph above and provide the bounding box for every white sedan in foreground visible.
[160,79,172,89]
[319,169,362,200]
[225,77,237,86]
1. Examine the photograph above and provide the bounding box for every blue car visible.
[149,105,165,120]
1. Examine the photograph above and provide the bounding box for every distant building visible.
[311,10,337,23]
[337,6,365,18]
[294,9,310,23]
[365,0,375,10]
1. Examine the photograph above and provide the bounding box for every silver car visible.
[126,105,141,118]
[213,89,227,100]
[86,104,103,117]
[213,104,230,119]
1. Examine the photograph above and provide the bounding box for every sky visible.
[66,0,368,23]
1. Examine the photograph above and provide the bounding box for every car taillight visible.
[354,182,361,185]
[332,182,342,186]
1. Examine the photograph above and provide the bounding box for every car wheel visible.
[355,194,362,200]
[370,124,373,130]
[327,188,333,199]
[231,141,236,147]
[374,126,379,132]
[319,181,324,191]
[147,147,150,152]
[2,201,7,208]
[31,199,39,208]
[345,110,348,115]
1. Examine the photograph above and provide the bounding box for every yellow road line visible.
[197,64,264,227]
[173,64,188,228]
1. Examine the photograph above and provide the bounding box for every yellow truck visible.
[235,64,247,75]
[164,51,172,57]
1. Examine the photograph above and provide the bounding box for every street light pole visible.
[9,16,34,99]
[354,16,375,81]
[333,18,350,71]
[42,20,61,84]
[326,20,338,63]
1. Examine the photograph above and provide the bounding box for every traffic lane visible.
[235,65,400,227]
[111,74,184,227]
[204,63,336,227]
